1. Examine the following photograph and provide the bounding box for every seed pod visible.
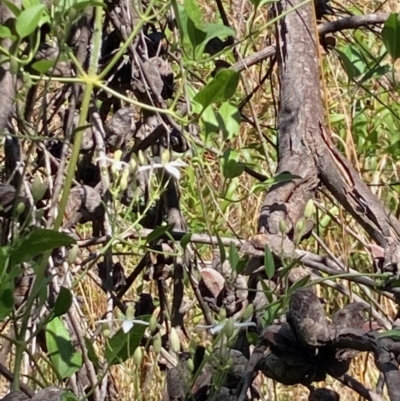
[219,308,227,321]
[133,346,143,365]
[22,72,32,89]
[15,201,25,216]
[279,219,287,234]
[242,303,254,321]
[149,314,157,333]
[67,245,79,265]
[170,327,181,353]
[186,358,194,373]
[138,150,147,166]
[304,199,315,219]
[119,169,129,191]
[32,175,47,203]
[9,57,18,75]
[153,332,162,354]
[224,317,235,338]
[130,154,138,174]
[125,303,135,321]
[102,323,111,338]
[295,219,305,234]
[226,357,234,368]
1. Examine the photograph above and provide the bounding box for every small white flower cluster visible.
[95,155,187,180]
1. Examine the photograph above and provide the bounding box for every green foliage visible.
[105,316,149,365]
[10,229,75,266]
[382,13,400,61]
[194,70,240,110]
[177,0,235,59]
[53,287,73,317]
[16,4,46,38]
[264,245,275,280]
[46,317,83,379]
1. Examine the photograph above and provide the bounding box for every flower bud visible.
[9,57,18,75]
[224,317,235,338]
[125,303,135,321]
[304,199,315,219]
[186,358,194,373]
[279,219,287,234]
[170,327,180,353]
[133,346,143,366]
[15,201,25,216]
[218,308,227,322]
[242,304,254,321]
[138,150,146,166]
[149,314,157,333]
[32,175,47,203]
[296,219,305,234]
[102,323,111,338]
[153,332,162,354]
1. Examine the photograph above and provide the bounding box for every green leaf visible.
[264,245,275,280]
[180,232,193,249]
[53,287,73,317]
[246,332,259,345]
[335,45,368,80]
[60,392,79,401]
[184,0,203,27]
[146,224,173,243]
[22,0,41,8]
[84,336,100,371]
[1,0,21,16]
[10,229,75,266]
[105,315,149,365]
[187,17,207,58]
[218,102,241,140]
[194,69,240,110]
[0,281,14,321]
[288,275,311,293]
[46,317,83,379]
[0,26,13,39]
[382,13,400,61]
[16,4,45,38]
[214,231,226,266]
[379,329,400,339]
[31,59,56,74]
[235,255,248,275]
[222,149,244,179]
[228,242,239,271]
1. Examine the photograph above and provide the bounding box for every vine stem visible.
[13,2,105,391]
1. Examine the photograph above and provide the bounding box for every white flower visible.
[95,156,129,171]
[138,159,187,180]
[196,320,256,335]
[97,318,149,334]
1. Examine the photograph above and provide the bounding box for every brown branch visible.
[232,13,390,73]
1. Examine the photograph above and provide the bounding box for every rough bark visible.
[258,0,400,265]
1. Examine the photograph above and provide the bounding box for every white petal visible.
[234,322,257,329]
[96,319,123,325]
[195,324,215,331]
[122,320,134,333]
[130,319,150,326]
[209,324,225,335]
[165,165,181,180]
[169,160,187,168]
[137,163,163,173]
